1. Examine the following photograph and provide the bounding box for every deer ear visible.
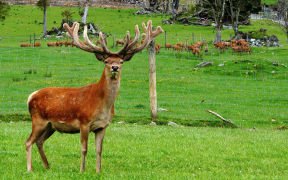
[94,53,108,62]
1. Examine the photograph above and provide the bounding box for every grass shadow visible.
[0,114,237,128]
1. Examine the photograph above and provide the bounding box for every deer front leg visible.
[80,125,89,172]
[36,124,55,169]
[94,128,106,173]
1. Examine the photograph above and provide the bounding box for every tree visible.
[201,0,227,42]
[277,0,288,41]
[78,0,90,24]
[227,0,241,36]
[172,0,180,15]
[37,0,50,37]
[82,0,90,24]
[0,1,10,22]
[165,0,170,14]
[61,9,74,23]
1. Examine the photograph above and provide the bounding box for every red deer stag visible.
[25,20,163,173]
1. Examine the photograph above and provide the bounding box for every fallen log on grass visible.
[207,110,237,127]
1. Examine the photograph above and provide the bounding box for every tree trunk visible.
[82,4,89,24]
[43,6,47,36]
[233,22,239,36]
[171,0,175,15]
[166,0,170,14]
[173,0,179,10]
[286,30,288,41]
[216,27,221,42]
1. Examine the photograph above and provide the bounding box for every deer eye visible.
[104,60,108,64]
[120,61,124,64]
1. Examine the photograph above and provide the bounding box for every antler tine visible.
[152,26,164,38]
[64,22,78,39]
[116,31,132,55]
[126,25,140,49]
[66,32,72,38]
[72,23,84,47]
[129,21,153,53]
[123,20,163,59]
[83,25,104,52]
[98,32,114,54]
[63,22,94,53]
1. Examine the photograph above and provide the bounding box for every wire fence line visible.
[250,11,286,26]
[1,35,288,127]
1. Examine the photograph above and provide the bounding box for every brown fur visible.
[176,42,184,48]
[165,43,172,49]
[34,42,41,47]
[155,43,161,53]
[20,43,32,47]
[173,45,183,51]
[116,39,125,47]
[47,42,56,47]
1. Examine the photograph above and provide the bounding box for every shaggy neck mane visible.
[92,68,120,109]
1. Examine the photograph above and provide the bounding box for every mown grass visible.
[0,121,287,179]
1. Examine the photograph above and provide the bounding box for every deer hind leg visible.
[80,125,89,172]
[36,122,55,169]
[25,118,49,172]
[94,128,106,173]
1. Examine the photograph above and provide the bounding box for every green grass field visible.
[262,0,279,5]
[1,122,288,179]
[1,5,288,179]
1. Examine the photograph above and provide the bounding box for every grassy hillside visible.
[1,5,287,44]
[1,5,288,129]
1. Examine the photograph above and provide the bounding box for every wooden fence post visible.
[165,31,167,48]
[148,38,157,119]
[33,33,36,46]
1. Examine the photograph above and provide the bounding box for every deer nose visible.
[112,66,119,72]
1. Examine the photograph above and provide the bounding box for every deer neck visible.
[95,68,121,110]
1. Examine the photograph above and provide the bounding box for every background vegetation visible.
[0,4,287,179]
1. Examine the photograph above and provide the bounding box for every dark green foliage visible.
[61,9,74,22]
[248,30,267,39]
[36,0,50,10]
[199,0,261,24]
[0,1,10,22]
